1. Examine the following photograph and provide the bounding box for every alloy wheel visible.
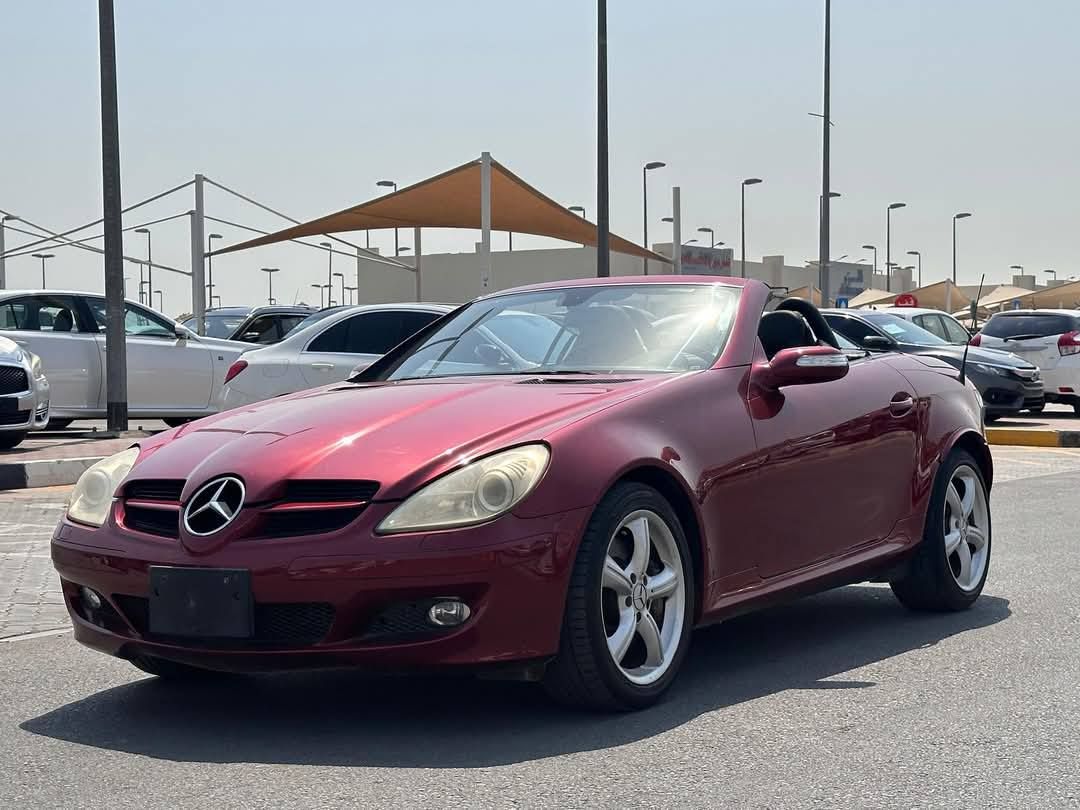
[600,509,686,685]
[943,464,990,592]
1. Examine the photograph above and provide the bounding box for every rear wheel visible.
[162,417,193,428]
[890,449,991,611]
[542,483,694,711]
[0,431,27,450]
[1026,405,1044,415]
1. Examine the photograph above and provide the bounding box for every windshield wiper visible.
[502,369,604,376]
[1003,333,1044,342]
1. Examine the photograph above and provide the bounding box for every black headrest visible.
[52,310,74,332]
[758,310,815,359]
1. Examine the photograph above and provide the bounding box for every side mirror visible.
[173,324,190,340]
[861,335,893,350]
[762,346,849,390]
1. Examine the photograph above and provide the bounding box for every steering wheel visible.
[774,298,841,349]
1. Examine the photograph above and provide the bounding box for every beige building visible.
[353,242,915,306]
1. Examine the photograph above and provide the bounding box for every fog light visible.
[427,599,471,627]
[80,586,103,611]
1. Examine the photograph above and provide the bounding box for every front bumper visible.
[973,371,1043,415]
[0,387,49,432]
[51,502,590,673]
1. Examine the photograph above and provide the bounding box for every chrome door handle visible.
[889,394,915,416]
[310,362,334,370]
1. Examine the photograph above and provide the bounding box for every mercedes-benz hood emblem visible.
[183,476,246,536]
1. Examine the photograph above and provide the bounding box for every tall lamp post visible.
[1046,269,1057,282]
[642,161,666,275]
[320,241,334,305]
[596,0,610,277]
[740,178,763,278]
[333,271,345,307]
[697,227,715,248]
[261,267,279,305]
[155,290,163,312]
[30,253,54,287]
[906,250,922,288]
[207,232,223,303]
[0,214,20,289]
[134,227,153,306]
[885,202,906,292]
[375,180,399,256]
[311,283,325,308]
[818,0,832,296]
[861,244,878,280]
[568,205,587,248]
[344,285,357,305]
[952,212,972,285]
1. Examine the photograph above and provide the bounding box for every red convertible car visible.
[52,276,992,711]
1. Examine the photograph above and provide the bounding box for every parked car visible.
[971,309,1080,414]
[219,303,453,408]
[877,306,974,344]
[181,305,313,345]
[823,308,1043,421]
[53,276,992,711]
[0,336,49,449]
[0,290,249,426]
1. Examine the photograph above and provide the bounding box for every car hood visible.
[133,375,668,502]
[904,344,1034,369]
[0,336,26,364]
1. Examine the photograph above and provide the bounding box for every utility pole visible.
[818,0,831,298]
[98,0,128,432]
[596,0,610,277]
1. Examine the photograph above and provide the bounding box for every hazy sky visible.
[2,0,1078,313]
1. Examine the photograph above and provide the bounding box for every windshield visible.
[374,283,741,381]
[182,312,248,339]
[861,312,948,346]
[983,313,1078,339]
[292,306,352,333]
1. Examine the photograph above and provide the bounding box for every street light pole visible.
[31,253,54,287]
[861,244,878,280]
[311,283,324,309]
[155,290,163,312]
[596,0,610,278]
[207,232,222,302]
[697,227,715,248]
[98,0,128,432]
[885,202,906,292]
[952,212,972,285]
[320,241,334,305]
[0,214,20,289]
[818,0,832,297]
[375,180,399,255]
[906,250,922,288]
[135,227,153,307]
[333,271,345,306]
[261,267,279,305]
[1046,269,1057,282]
[642,161,666,275]
[741,178,763,278]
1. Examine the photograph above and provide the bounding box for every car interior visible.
[757,298,842,360]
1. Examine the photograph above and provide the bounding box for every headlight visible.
[971,362,1007,377]
[28,352,45,381]
[377,444,550,534]
[67,447,140,527]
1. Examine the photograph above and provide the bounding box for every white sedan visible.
[0,335,50,449]
[0,290,249,426]
[219,304,453,408]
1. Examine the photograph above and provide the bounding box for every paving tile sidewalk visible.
[0,490,70,639]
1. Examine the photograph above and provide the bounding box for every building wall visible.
[352,242,913,306]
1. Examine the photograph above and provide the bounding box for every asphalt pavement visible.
[1,448,1079,807]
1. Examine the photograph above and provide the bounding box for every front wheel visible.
[162,417,193,428]
[890,449,991,611]
[542,482,695,711]
[0,431,27,450]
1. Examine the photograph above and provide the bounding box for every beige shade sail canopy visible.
[849,288,894,308]
[215,156,669,262]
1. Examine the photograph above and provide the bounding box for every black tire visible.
[130,655,229,680]
[162,417,193,428]
[890,449,991,611]
[1026,405,1044,415]
[542,482,695,711]
[0,431,27,450]
[46,418,73,430]
[983,414,1000,424]
[1073,403,1080,416]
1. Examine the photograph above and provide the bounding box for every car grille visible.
[113,595,335,647]
[358,599,458,643]
[118,478,379,540]
[0,366,28,395]
[0,410,30,426]
[124,505,181,539]
[125,479,185,501]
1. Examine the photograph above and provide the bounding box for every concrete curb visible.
[0,456,105,491]
[986,427,1080,448]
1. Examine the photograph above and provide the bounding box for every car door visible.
[913,313,950,342]
[749,348,919,578]
[0,295,103,414]
[299,309,440,387]
[85,298,214,412]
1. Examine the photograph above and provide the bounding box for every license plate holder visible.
[149,567,252,638]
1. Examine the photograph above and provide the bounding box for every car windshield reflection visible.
[373,284,742,381]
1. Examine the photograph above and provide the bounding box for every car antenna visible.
[958,273,985,387]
